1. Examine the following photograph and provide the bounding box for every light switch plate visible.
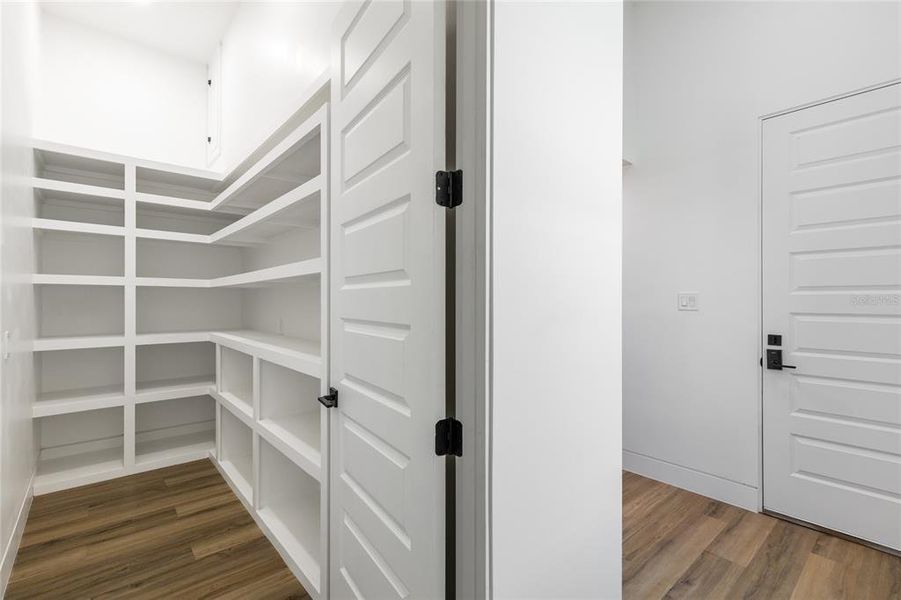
[678,292,699,311]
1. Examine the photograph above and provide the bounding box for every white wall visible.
[211,2,339,172]
[623,1,901,508]
[35,12,207,168]
[491,2,623,598]
[0,0,40,590]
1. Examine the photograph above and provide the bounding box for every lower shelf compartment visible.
[35,444,124,494]
[34,406,125,494]
[136,396,216,465]
[219,405,254,502]
[258,437,321,593]
[136,425,215,465]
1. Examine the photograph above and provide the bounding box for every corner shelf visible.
[211,330,321,378]
[135,258,321,289]
[210,177,322,246]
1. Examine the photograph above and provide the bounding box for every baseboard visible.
[0,471,35,597]
[623,450,760,512]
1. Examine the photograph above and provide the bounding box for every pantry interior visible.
[6,3,346,596]
[32,97,329,592]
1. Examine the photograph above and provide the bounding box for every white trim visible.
[454,0,490,598]
[0,471,34,596]
[623,450,759,512]
[761,78,901,121]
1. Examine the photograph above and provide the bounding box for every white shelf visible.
[211,111,323,212]
[135,376,215,404]
[214,389,253,421]
[134,258,321,289]
[135,228,209,245]
[32,217,125,238]
[32,274,125,286]
[32,334,126,352]
[214,259,321,288]
[135,331,212,346]
[259,413,321,481]
[33,385,126,418]
[136,427,215,465]
[211,177,322,245]
[135,191,215,212]
[212,330,321,377]
[134,276,210,288]
[32,176,126,200]
[34,445,124,495]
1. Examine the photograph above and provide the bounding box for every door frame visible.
[757,77,901,514]
[453,1,491,598]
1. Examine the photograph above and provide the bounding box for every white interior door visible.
[762,82,901,550]
[328,1,446,598]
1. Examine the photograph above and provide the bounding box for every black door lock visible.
[766,349,797,371]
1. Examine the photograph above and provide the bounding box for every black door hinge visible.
[318,387,338,408]
[436,170,462,208]
[435,417,462,456]
[207,136,212,143]
[208,79,212,86]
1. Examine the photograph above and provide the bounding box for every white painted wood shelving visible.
[30,82,330,598]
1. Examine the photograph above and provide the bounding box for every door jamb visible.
[454,0,491,598]
[756,77,901,514]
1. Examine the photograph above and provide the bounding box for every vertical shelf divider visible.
[123,161,137,468]
[252,356,262,510]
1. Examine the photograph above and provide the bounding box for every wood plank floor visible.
[6,459,308,600]
[624,471,901,600]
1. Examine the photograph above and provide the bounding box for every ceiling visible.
[40,1,240,63]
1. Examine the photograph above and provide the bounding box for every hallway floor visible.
[623,471,901,599]
[6,460,307,599]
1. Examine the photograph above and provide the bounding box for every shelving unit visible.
[29,91,330,597]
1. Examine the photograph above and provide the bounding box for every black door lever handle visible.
[765,349,798,371]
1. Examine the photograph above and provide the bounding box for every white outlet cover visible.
[678,292,699,311]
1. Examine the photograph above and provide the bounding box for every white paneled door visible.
[762,82,901,550]
[329,1,446,598]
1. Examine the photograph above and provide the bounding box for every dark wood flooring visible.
[9,463,900,599]
[6,459,307,599]
[624,471,901,600]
